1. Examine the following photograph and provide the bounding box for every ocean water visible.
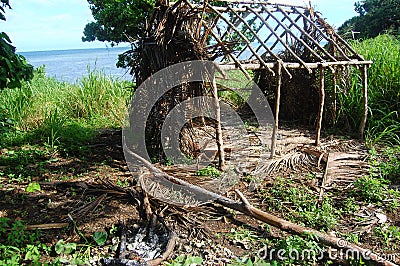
[20,47,133,83]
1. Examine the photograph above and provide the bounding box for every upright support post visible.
[332,67,337,124]
[315,64,325,146]
[212,76,225,170]
[270,61,282,158]
[359,65,368,140]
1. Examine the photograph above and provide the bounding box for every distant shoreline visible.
[19,47,132,83]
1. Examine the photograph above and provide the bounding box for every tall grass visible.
[338,34,400,145]
[0,66,133,149]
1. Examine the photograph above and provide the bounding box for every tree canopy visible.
[82,0,155,45]
[338,0,400,39]
[0,0,33,89]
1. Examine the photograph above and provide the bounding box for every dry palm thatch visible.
[319,151,370,200]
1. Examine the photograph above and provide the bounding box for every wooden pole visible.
[332,67,337,124]
[315,64,325,146]
[359,65,368,140]
[270,61,282,158]
[212,75,225,170]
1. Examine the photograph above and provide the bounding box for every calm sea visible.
[20,47,133,83]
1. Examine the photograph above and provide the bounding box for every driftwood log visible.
[126,147,396,266]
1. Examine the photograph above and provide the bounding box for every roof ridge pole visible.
[315,64,325,146]
[359,64,368,140]
[270,60,283,158]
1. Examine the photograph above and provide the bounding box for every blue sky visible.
[3,0,358,52]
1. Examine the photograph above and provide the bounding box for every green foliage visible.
[258,178,339,230]
[25,182,41,193]
[338,0,400,39]
[83,0,155,44]
[92,231,108,246]
[0,218,49,265]
[0,66,133,151]
[54,240,77,255]
[336,35,400,145]
[164,255,203,266]
[229,257,273,266]
[195,165,221,177]
[0,1,33,89]
[352,176,389,203]
[373,225,400,248]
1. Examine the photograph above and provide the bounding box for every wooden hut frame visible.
[143,0,372,158]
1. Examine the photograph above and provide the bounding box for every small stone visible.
[195,241,204,248]
[132,224,140,229]
[184,245,192,252]
[375,212,387,224]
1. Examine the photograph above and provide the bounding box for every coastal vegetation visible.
[0,0,33,89]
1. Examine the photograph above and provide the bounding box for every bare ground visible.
[0,128,399,265]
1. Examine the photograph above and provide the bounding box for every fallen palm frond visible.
[253,152,316,176]
[319,151,370,200]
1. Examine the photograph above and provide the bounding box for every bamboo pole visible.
[359,65,368,140]
[315,64,325,146]
[270,60,282,158]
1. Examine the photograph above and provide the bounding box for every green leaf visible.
[26,182,41,193]
[92,231,108,245]
[183,256,203,265]
[55,239,76,255]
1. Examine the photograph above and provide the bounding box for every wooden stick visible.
[359,65,368,140]
[219,60,372,70]
[292,7,351,61]
[226,5,280,65]
[319,152,332,201]
[211,75,226,170]
[26,223,69,230]
[270,60,282,158]
[315,64,325,146]
[126,149,396,266]
[249,6,312,73]
[202,21,255,80]
[276,6,338,62]
[206,3,272,72]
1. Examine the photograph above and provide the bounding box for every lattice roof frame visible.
[170,0,372,76]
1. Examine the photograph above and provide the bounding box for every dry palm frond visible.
[253,152,316,176]
[319,151,370,199]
